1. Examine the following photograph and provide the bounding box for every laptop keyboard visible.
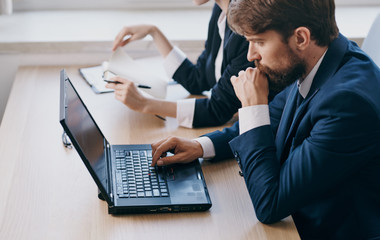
[114,150,169,198]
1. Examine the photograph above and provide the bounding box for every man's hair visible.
[227,0,339,46]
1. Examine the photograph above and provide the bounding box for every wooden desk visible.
[0,66,299,240]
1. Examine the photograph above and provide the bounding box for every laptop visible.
[59,69,212,214]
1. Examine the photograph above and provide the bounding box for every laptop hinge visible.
[105,142,114,204]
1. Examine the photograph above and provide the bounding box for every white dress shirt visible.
[197,50,327,159]
[163,12,226,128]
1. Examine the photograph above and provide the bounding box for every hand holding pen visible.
[104,79,152,89]
[104,75,166,121]
[103,70,153,90]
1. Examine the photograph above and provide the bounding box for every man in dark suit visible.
[150,0,380,238]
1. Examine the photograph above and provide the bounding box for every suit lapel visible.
[221,22,232,70]
[275,84,299,161]
[277,86,319,163]
[276,34,349,163]
[284,89,319,145]
[224,25,232,49]
[308,33,348,95]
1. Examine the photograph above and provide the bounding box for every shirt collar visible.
[298,50,327,98]
[217,12,226,40]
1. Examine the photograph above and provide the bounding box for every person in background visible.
[150,0,380,238]
[106,0,257,128]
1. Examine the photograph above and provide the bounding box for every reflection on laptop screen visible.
[64,79,108,189]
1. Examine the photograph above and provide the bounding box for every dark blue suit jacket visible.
[206,34,380,239]
[173,4,254,127]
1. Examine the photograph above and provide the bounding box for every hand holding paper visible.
[104,48,168,99]
[105,76,151,112]
[79,48,175,119]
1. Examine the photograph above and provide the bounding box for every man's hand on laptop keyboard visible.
[151,136,203,166]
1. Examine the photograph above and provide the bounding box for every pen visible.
[104,79,152,89]
[104,79,162,120]
[155,115,166,121]
[137,84,151,89]
[104,79,121,84]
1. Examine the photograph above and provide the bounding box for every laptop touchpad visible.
[168,180,208,204]
[165,165,198,182]
[166,164,207,204]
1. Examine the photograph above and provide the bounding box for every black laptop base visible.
[108,203,211,214]
[99,188,211,214]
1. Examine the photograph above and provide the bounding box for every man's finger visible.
[151,138,177,166]
[230,75,237,84]
[156,154,184,166]
[151,138,167,154]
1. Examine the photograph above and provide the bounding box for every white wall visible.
[0,9,210,125]
[0,7,379,125]
[0,50,111,126]
[0,55,19,123]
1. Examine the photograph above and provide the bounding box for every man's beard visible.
[255,48,307,93]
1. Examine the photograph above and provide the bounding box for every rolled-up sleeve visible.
[239,105,270,135]
[163,46,187,78]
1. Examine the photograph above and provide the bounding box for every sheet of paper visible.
[106,48,168,99]
[79,65,113,94]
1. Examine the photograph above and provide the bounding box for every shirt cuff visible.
[238,105,270,135]
[177,98,196,128]
[194,137,216,160]
[163,46,187,78]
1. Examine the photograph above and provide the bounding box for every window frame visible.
[12,0,213,11]
[335,0,380,5]
[11,0,380,12]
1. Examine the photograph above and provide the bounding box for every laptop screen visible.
[60,72,109,200]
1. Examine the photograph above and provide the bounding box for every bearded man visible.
[150,0,380,238]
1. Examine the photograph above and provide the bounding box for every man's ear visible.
[293,27,311,50]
